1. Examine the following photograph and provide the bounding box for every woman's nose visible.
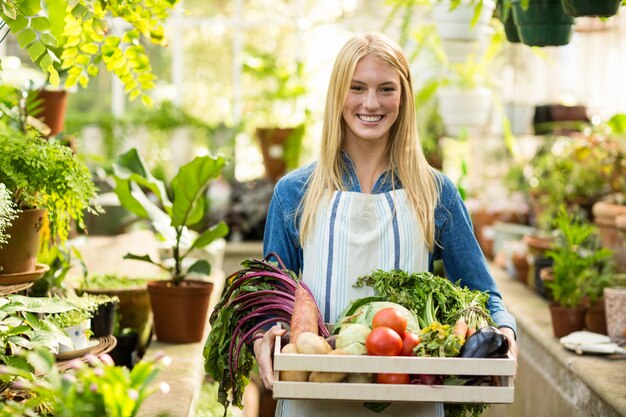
[364,90,379,110]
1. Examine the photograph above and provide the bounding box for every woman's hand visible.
[498,326,518,362]
[253,325,287,390]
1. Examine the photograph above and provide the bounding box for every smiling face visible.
[342,54,402,147]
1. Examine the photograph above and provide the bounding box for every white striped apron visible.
[276,189,443,417]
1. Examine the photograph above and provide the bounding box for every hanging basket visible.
[512,0,575,47]
[561,0,622,17]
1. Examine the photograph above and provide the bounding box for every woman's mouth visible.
[358,114,384,123]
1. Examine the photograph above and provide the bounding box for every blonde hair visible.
[298,32,441,249]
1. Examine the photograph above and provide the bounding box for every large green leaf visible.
[113,148,172,213]
[170,155,226,228]
[190,222,229,251]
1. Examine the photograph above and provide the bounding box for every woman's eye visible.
[350,85,363,91]
[381,87,397,93]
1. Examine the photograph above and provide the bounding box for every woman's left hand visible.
[498,326,518,362]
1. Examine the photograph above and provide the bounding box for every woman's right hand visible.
[253,324,286,390]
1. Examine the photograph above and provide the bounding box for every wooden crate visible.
[272,333,516,403]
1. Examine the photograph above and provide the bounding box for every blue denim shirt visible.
[263,156,517,335]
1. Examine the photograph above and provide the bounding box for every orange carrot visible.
[452,318,468,341]
[289,282,320,343]
[466,327,477,338]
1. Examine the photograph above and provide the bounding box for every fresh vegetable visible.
[365,327,403,356]
[335,299,420,334]
[459,326,510,359]
[376,373,410,384]
[452,318,469,342]
[416,323,462,358]
[203,255,328,416]
[354,270,493,331]
[372,307,407,336]
[279,343,309,382]
[308,349,348,383]
[400,331,421,356]
[295,332,332,355]
[336,324,371,355]
[290,282,322,343]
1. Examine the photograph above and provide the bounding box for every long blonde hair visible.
[298,32,441,249]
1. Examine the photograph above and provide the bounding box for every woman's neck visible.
[343,140,389,193]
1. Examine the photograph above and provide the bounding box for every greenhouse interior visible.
[0,0,625,416]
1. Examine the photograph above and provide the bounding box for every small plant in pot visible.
[46,308,93,353]
[69,293,120,338]
[0,125,100,275]
[112,148,229,343]
[544,207,613,338]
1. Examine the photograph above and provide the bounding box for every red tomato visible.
[366,326,403,356]
[400,331,421,356]
[372,307,407,336]
[377,373,411,384]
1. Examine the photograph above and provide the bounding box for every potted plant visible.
[0,348,169,416]
[46,308,93,353]
[603,273,626,346]
[111,148,229,343]
[544,208,613,338]
[0,126,100,276]
[590,113,626,273]
[79,273,153,355]
[560,0,623,17]
[242,46,309,181]
[511,0,575,47]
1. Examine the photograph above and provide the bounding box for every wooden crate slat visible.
[273,382,515,403]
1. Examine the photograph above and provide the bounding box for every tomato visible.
[372,307,407,336]
[400,331,421,356]
[366,326,403,356]
[377,373,411,384]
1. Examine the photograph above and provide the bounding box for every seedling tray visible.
[272,333,516,403]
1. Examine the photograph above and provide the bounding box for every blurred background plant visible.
[0,349,169,417]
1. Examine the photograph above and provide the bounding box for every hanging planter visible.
[437,87,493,136]
[497,0,521,43]
[512,0,575,47]
[561,0,622,17]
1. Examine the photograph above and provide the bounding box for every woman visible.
[255,32,517,417]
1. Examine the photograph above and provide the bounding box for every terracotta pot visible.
[148,279,213,343]
[604,287,626,346]
[584,297,607,335]
[256,127,294,182]
[592,201,626,272]
[549,304,587,338]
[35,89,68,137]
[512,253,529,284]
[524,234,553,257]
[0,208,46,274]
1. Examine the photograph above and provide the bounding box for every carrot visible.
[289,282,320,343]
[466,327,477,338]
[452,318,468,341]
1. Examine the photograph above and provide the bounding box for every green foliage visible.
[0,0,179,104]
[80,274,151,290]
[0,126,100,243]
[545,208,613,307]
[0,295,75,367]
[112,148,229,285]
[0,349,168,417]
[0,183,17,246]
[46,307,91,329]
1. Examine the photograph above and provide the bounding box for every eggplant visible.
[459,326,510,358]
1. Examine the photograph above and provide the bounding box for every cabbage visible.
[336,323,370,355]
